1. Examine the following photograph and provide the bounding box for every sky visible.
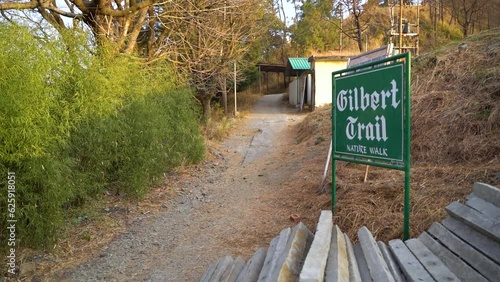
[282,0,298,26]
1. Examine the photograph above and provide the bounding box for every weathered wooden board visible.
[358,227,395,282]
[466,195,500,221]
[405,239,459,282]
[353,243,373,282]
[345,234,361,282]
[236,248,267,282]
[388,239,434,282]
[473,182,500,206]
[300,210,333,282]
[428,222,500,281]
[324,225,349,282]
[446,201,500,243]
[377,241,405,282]
[442,217,500,264]
[418,232,488,282]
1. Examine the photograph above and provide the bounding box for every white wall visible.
[288,74,312,106]
[306,74,312,105]
[313,61,348,108]
[288,78,299,105]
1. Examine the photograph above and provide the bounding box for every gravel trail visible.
[64,94,303,282]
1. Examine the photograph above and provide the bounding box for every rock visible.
[290,214,301,222]
[487,43,500,56]
[19,262,36,278]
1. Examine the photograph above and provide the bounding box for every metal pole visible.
[332,153,336,211]
[331,93,337,211]
[399,0,403,54]
[234,62,237,115]
[403,52,412,240]
[320,140,333,191]
[416,0,420,56]
[339,3,343,51]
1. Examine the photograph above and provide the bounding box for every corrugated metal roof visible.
[288,58,311,70]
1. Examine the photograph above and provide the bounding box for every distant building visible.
[308,55,349,109]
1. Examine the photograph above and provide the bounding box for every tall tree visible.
[0,0,158,53]
[446,0,490,37]
[152,0,272,121]
[290,0,340,54]
[0,0,274,121]
[330,0,369,52]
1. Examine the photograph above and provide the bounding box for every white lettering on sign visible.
[338,79,399,142]
[337,79,400,112]
[346,144,367,154]
[346,144,388,156]
[345,115,388,141]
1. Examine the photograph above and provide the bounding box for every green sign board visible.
[333,63,404,164]
[331,53,411,239]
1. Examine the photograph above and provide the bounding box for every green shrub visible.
[0,23,204,250]
[70,88,205,198]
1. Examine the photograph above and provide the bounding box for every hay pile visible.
[411,28,500,163]
[282,28,500,242]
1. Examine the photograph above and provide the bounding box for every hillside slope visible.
[412,28,500,163]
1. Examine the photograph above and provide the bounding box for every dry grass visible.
[411,28,500,163]
[279,30,500,242]
[204,90,263,141]
[229,89,264,113]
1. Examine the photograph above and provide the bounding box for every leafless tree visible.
[0,0,271,121]
[330,0,368,52]
[0,0,162,53]
[445,0,490,37]
[152,0,269,121]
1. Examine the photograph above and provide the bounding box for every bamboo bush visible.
[0,24,204,249]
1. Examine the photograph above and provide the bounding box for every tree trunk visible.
[463,23,469,37]
[202,96,211,123]
[352,2,363,53]
[355,16,363,52]
[222,77,228,115]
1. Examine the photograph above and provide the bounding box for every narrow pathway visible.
[65,94,303,281]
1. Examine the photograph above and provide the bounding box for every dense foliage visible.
[0,24,204,248]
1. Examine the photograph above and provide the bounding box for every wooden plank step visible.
[300,210,333,282]
[221,256,246,282]
[205,256,234,282]
[324,225,349,282]
[466,195,500,221]
[268,222,314,281]
[358,226,395,282]
[236,248,267,282]
[445,201,500,243]
[427,222,500,281]
[388,239,434,282]
[344,233,361,282]
[405,239,459,282]
[199,260,219,282]
[353,242,373,282]
[418,232,488,282]
[258,228,291,282]
[377,241,405,282]
[473,182,500,206]
[441,217,500,264]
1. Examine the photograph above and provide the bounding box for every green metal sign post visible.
[331,52,411,240]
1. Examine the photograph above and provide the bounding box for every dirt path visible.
[64,94,306,281]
